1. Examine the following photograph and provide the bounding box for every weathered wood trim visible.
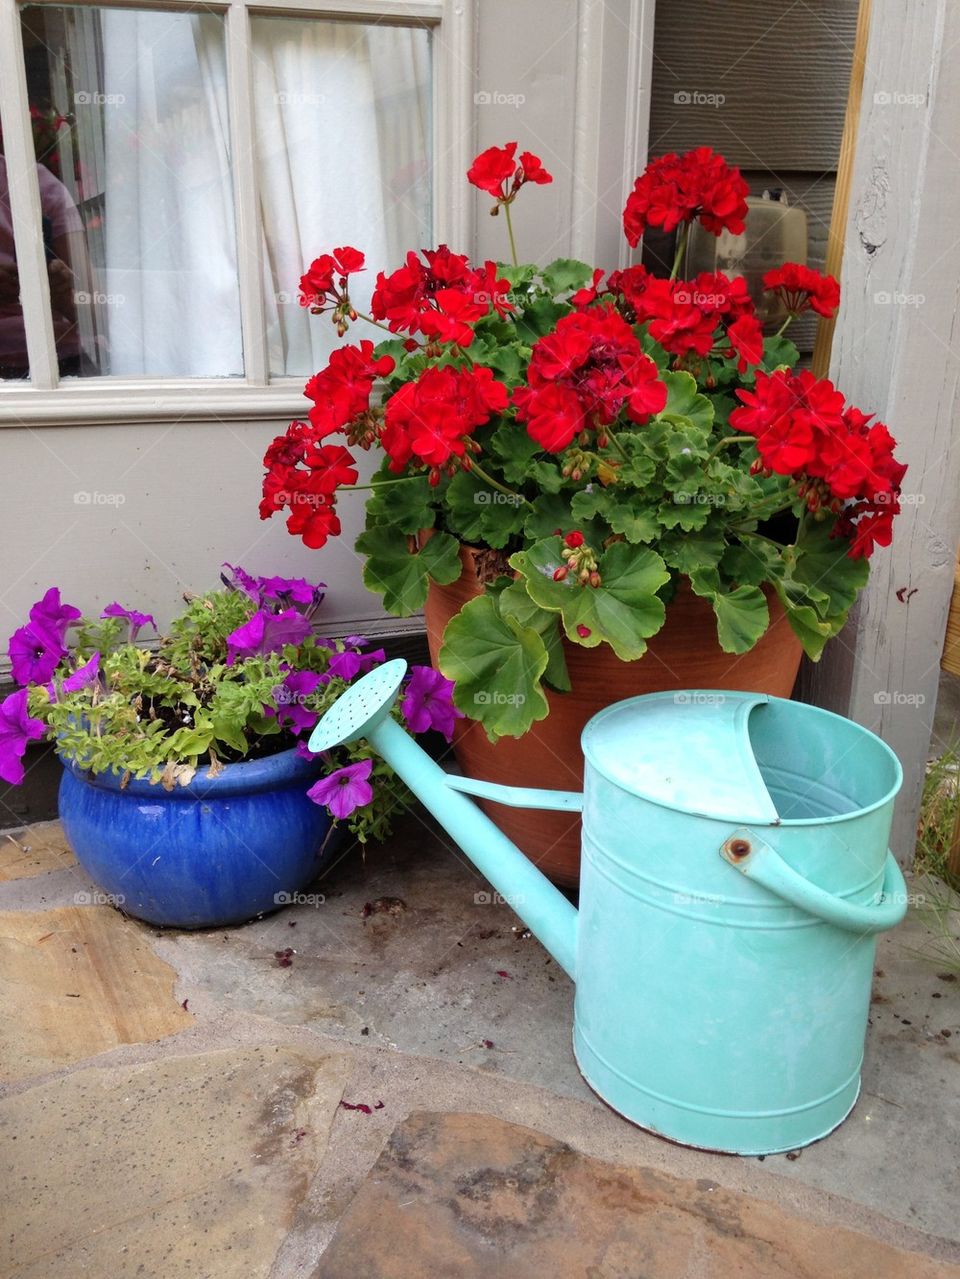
[812,0,872,376]
[801,0,960,862]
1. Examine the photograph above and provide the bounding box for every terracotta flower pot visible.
[424,545,803,888]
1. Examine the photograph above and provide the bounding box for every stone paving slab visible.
[0,823,76,881]
[0,906,191,1081]
[315,1111,960,1279]
[1,1045,351,1279]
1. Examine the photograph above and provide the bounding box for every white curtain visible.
[101,11,242,376]
[99,12,431,380]
[251,19,431,376]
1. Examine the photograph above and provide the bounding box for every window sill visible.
[0,379,310,427]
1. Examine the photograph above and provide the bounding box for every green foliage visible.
[346,248,878,737]
[355,526,462,615]
[438,594,550,740]
[27,585,416,844]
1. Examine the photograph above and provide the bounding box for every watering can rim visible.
[581,689,903,829]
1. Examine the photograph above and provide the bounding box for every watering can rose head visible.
[1,569,459,842]
[259,144,907,742]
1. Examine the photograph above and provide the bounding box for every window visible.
[0,0,462,417]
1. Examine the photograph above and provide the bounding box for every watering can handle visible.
[720,832,908,934]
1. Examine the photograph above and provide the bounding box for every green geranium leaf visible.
[571,487,660,543]
[498,579,571,692]
[657,370,715,432]
[514,296,567,345]
[356,526,461,616]
[689,568,769,654]
[438,594,550,740]
[489,423,562,492]
[513,539,669,660]
[365,473,435,535]
[496,262,538,290]
[523,492,574,540]
[658,498,711,531]
[791,519,869,615]
[760,333,801,373]
[445,469,527,548]
[772,580,839,661]
[661,530,726,575]
[540,258,594,294]
[720,539,783,587]
[483,341,526,382]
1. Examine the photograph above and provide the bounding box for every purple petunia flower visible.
[226,608,312,664]
[101,602,156,641]
[257,575,326,608]
[8,623,66,686]
[268,669,323,735]
[221,564,325,611]
[221,563,260,598]
[306,759,374,819]
[46,652,100,703]
[402,666,462,741]
[0,688,46,785]
[323,646,387,684]
[30,588,81,642]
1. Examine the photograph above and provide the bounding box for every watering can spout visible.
[308,660,579,979]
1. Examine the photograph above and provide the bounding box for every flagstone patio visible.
[1,814,958,1277]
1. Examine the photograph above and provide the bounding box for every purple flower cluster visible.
[8,588,80,684]
[225,608,313,665]
[1,571,464,835]
[221,564,326,613]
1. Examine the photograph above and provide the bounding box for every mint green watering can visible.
[310,661,906,1155]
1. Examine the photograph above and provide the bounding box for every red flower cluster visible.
[730,369,907,558]
[259,427,359,550]
[381,365,509,481]
[763,264,840,319]
[513,304,667,452]
[623,147,749,246]
[299,246,366,335]
[609,266,763,371]
[371,246,512,345]
[467,142,553,202]
[260,338,394,548]
[303,340,395,437]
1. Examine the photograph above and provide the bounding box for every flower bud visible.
[553,566,568,582]
[564,530,584,549]
[589,571,601,588]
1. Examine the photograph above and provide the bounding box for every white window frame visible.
[0,0,474,424]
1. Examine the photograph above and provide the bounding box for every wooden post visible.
[811,0,872,378]
[801,0,960,862]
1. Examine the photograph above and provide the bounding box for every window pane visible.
[251,17,432,378]
[18,5,242,378]
[0,138,29,380]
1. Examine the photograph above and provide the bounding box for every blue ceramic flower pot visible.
[58,747,336,928]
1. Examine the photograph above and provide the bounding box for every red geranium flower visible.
[382,365,509,477]
[417,288,489,347]
[763,263,840,319]
[466,142,552,204]
[467,142,519,198]
[513,304,666,453]
[610,268,763,372]
[731,369,906,557]
[623,147,749,246]
[304,340,395,436]
[519,150,553,185]
[371,248,511,339]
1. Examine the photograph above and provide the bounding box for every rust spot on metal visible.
[725,838,751,860]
